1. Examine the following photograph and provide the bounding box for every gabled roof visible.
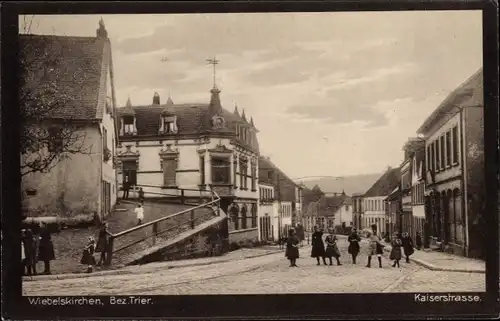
[385,186,400,201]
[364,167,401,197]
[20,34,109,120]
[319,194,351,212]
[417,68,483,134]
[258,156,299,202]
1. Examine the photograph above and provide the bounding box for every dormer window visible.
[159,115,178,134]
[123,115,135,135]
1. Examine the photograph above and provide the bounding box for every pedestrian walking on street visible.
[324,229,341,266]
[38,222,55,275]
[389,232,402,268]
[285,228,300,267]
[96,222,109,266]
[22,228,39,276]
[135,202,144,226]
[415,231,422,250]
[402,232,414,263]
[347,227,361,264]
[365,224,384,268]
[122,176,130,200]
[311,226,327,265]
[80,236,97,273]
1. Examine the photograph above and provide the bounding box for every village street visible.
[23,239,485,296]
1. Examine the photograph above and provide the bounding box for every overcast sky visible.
[21,11,482,179]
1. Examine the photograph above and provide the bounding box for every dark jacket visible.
[311,231,326,257]
[22,230,39,265]
[389,238,403,260]
[347,232,361,255]
[285,235,300,259]
[402,236,414,256]
[95,227,109,253]
[38,228,55,262]
[324,235,341,258]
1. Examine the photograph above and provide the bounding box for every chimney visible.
[153,92,160,105]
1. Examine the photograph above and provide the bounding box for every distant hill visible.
[302,172,383,196]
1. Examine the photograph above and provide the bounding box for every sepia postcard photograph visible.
[2,1,498,319]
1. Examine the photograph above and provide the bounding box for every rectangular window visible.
[452,126,459,164]
[233,160,237,187]
[163,158,177,187]
[200,156,205,185]
[103,128,108,151]
[440,135,445,169]
[427,145,431,170]
[251,204,258,228]
[164,120,174,133]
[251,163,257,191]
[211,157,230,184]
[435,139,441,170]
[446,131,451,167]
[430,142,435,172]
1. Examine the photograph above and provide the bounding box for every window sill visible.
[210,183,233,187]
[452,162,459,167]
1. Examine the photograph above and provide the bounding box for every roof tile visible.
[20,34,105,120]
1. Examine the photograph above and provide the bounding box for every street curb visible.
[382,245,485,274]
[22,249,284,282]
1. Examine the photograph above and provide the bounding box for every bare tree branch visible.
[20,15,97,177]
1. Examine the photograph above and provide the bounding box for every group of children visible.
[80,200,145,273]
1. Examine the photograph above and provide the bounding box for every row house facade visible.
[21,20,119,220]
[258,156,303,239]
[385,187,400,237]
[400,138,426,240]
[417,67,484,258]
[305,192,352,233]
[351,193,364,230]
[363,167,401,235]
[410,140,427,243]
[116,85,260,243]
[257,183,278,241]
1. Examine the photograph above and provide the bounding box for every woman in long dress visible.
[347,228,361,264]
[401,232,415,263]
[285,228,300,267]
[311,226,327,265]
[389,232,402,268]
[324,229,342,266]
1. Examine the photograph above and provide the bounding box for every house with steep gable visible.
[362,167,401,235]
[21,20,119,220]
[116,85,261,243]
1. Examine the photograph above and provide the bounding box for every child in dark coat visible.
[81,237,97,273]
[285,229,300,267]
[389,233,403,268]
[324,229,341,266]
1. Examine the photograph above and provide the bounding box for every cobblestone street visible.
[23,240,485,295]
